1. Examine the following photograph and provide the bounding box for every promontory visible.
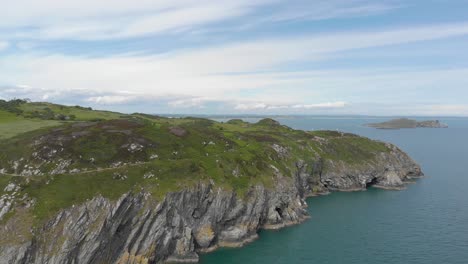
[0,100,423,263]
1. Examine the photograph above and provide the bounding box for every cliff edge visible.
[0,101,423,263]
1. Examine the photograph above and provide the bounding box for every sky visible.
[1,0,468,116]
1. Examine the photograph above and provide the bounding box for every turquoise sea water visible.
[202,117,468,264]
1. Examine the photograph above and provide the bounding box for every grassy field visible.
[0,110,62,139]
[0,110,19,122]
[0,100,124,139]
[19,102,124,121]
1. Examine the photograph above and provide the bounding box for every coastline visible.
[0,138,423,263]
[197,175,424,262]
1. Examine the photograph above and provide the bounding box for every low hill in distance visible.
[366,118,448,129]
[0,99,124,139]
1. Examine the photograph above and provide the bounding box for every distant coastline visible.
[366,118,448,129]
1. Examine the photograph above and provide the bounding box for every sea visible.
[199,116,468,264]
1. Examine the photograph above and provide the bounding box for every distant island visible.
[366,118,448,129]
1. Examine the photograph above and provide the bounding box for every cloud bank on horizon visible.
[1,0,468,116]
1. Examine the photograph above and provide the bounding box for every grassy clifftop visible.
[0,99,122,139]
[0,100,390,223]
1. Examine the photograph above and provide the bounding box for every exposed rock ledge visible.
[0,144,422,264]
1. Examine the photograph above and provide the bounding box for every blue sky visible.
[1,0,468,116]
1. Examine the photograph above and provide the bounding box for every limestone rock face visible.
[0,144,422,264]
[319,144,422,191]
[0,180,309,264]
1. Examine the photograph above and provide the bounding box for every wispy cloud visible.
[292,102,347,109]
[2,22,468,98]
[0,0,272,41]
[29,3,257,40]
[0,0,400,41]
[1,1,468,116]
[261,1,399,23]
[2,79,468,116]
[86,95,136,104]
[0,41,9,51]
[234,101,347,111]
[190,0,400,35]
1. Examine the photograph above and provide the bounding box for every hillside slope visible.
[0,101,423,263]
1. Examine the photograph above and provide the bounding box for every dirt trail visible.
[0,162,150,177]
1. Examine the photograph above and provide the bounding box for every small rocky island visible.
[0,100,424,263]
[366,118,448,129]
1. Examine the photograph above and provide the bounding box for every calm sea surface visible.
[201,116,468,264]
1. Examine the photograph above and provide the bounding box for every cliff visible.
[0,101,423,263]
[0,147,422,264]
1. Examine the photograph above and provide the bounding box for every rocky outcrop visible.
[0,145,422,264]
[319,144,422,191]
[416,120,448,128]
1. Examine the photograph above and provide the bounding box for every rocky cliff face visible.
[318,143,422,191]
[0,144,422,264]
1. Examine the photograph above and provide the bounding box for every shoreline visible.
[196,177,424,262]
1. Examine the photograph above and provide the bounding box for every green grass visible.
[0,110,20,123]
[309,131,390,163]
[17,154,278,222]
[20,159,204,221]
[0,110,62,140]
[19,102,124,121]
[0,103,395,225]
[24,169,146,221]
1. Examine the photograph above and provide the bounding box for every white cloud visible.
[86,95,136,104]
[167,97,213,108]
[235,103,268,110]
[292,102,347,109]
[190,1,400,36]
[0,0,274,41]
[15,84,32,89]
[2,20,468,115]
[234,101,347,111]
[32,3,257,40]
[0,41,9,51]
[3,83,468,116]
[2,22,468,98]
[0,0,400,41]
[0,0,217,27]
[263,1,398,23]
